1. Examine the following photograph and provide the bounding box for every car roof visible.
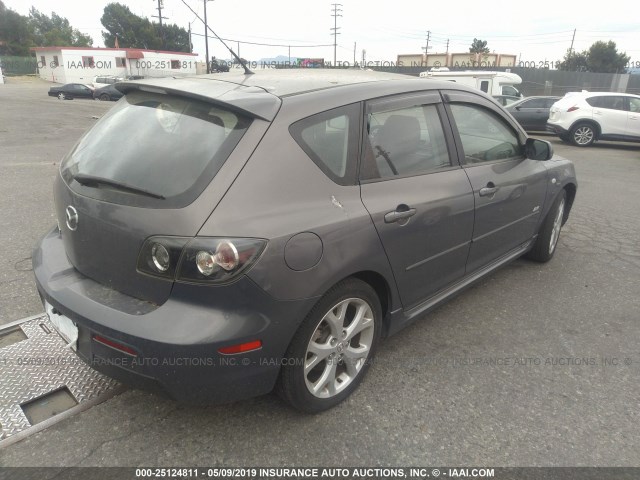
[506,96,560,108]
[563,91,640,99]
[116,69,480,121]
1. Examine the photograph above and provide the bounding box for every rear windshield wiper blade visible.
[73,173,165,199]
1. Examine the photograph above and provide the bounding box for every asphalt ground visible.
[0,77,639,467]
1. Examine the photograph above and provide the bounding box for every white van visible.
[420,69,523,97]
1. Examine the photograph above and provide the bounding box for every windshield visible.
[61,90,252,207]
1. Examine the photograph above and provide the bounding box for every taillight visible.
[567,106,579,112]
[137,236,266,284]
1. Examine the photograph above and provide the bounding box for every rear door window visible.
[587,96,626,111]
[361,103,451,180]
[520,98,546,109]
[61,91,252,207]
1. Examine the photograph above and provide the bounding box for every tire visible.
[57,92,65,100]
[570,123,596,147]
[278,278,382,413]
[99,93,110,101]
[525,190,566,263]
[558,134,570,143]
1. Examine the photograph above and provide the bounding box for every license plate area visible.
[45,302,78,350]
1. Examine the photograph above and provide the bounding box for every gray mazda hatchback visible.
[34,69,577,412]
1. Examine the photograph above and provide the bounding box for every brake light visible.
[567,106,579,112]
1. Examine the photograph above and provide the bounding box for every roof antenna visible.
[179,0,253,75]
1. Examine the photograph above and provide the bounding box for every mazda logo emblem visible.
[65,206,79,231]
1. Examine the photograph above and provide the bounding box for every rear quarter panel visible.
[197,95,400,310]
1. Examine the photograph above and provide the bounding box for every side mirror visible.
[526,138,553,161]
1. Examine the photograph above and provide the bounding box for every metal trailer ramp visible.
[0,314,124,448]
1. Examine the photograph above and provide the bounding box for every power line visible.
[189,32,332,48]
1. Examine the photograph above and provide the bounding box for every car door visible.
[443,91,549,274]
[79,84,93,98]
[589,96,628,136]
[511,98,552,131]
[359,92,475,309]
[625,96,640,140]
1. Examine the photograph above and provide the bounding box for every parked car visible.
[47,83,94,100]
[93,84,124,101]
[92,75,124,89]
[505,96,561,132]
[210,58,229,72]
[547,91,640,146]
[34,70,577,413]
[492,95,521,106]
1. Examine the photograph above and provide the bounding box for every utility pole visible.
[330,3,342,66]
[353,42,356,65]
[422,30,431,63]
[188,22,192,53]
[204,0,214,73]
[446,39,449,54]
[567,28,577,70]
[152,0,168,48]
[569,28,576,57]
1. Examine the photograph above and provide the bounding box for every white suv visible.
[547,91,640,147]
[92,75,123,89]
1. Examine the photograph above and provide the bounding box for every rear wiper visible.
[73,174,165,199]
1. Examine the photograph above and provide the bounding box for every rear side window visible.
[61,91,252,207]
[289,103,360,185]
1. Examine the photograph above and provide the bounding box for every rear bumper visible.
[33,227,319,404]
[546,123,569,136]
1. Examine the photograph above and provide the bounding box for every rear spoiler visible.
[115,78,281,122]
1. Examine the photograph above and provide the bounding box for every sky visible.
[6,0,640,66]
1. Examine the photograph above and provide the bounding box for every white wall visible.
[36,49,198,84]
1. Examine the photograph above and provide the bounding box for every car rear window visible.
[61,90,252,207]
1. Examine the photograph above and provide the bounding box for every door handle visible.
[479,183,498,197]
[384,206,416,223]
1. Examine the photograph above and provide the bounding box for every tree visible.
[28,8,93,47]
[0,1,35,55]
[559,41,629,73]
[101,3,189,52]
[586,40,629,73]
[558,49,589,72]
[469,38,490,54]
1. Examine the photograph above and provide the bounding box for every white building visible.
[32,46,199,84]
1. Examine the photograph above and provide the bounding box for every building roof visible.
[30,46,197,57]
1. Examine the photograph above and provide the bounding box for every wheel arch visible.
[562,183,577,224]
[350,270,393,335]
[570,119,601,139]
